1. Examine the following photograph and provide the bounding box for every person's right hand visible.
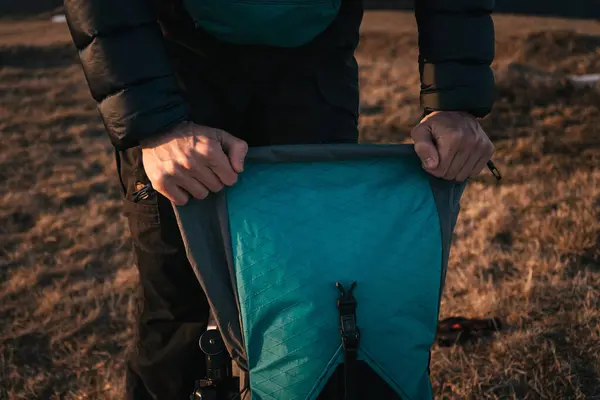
[140,121,248,205]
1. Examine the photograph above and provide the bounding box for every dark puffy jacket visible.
[64,0,495,151]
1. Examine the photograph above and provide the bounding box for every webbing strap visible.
[336,282,360,400]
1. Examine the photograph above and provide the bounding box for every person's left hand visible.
[410,111,494,182]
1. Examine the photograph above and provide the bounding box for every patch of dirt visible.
[0,43,77,69]
[0,0,62,19]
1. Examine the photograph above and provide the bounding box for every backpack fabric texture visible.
[173,143,466,400]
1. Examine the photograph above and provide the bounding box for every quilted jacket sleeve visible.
[415,0,496,118]
[64,0,191,150]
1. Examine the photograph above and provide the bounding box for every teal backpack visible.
[173,144,466,399]
[181,0,342,47]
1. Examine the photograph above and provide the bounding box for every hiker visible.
[64,0,496,398]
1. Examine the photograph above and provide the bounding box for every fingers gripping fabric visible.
[173,144,465,400]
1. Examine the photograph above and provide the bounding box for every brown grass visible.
[1,11,599,400]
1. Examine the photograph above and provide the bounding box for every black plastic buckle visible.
[336,282,360,350]
[487,160,502,181]
[190,381,219,400]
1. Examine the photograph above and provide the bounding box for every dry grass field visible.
[1,9,599,400]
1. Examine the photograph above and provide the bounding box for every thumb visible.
[218,131,248,173]
[411,124,439,170]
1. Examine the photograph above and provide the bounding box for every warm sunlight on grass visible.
[1,11,599,400]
